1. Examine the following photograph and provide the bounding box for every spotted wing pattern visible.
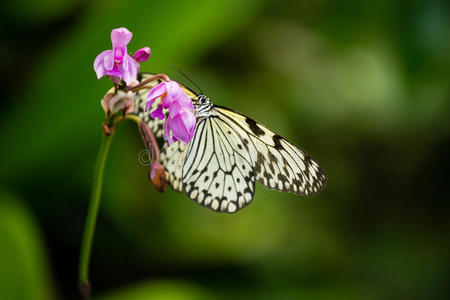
[214,106,327,196]
[160,142,189,192]
[180,102,326,213]
[132,73,326,213]
[182,115,256,213]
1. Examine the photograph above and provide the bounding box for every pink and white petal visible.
[94,64,106,79]
[168,101,182,118]
[176,93,195,110]
[111,27,132,46]
[94,50,112,78]
[107,66,122,77]
[121,55,138,85]
[169,113,190,144]
[104,54,114,71]
[121,52,129,71]
[178,109,196,142]
[164,119,173,146]
[161,94,173,109]
[147,83,166,103]
[164,81,183,102]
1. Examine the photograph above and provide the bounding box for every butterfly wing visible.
[214,106,327,196]
[160,141,188,192]
[182,114,256,213]
[133,73,326,212]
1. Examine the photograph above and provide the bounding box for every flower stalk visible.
[78,131,114,298]
[78,104,166,297]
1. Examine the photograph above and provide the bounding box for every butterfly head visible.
[195,95,213,117]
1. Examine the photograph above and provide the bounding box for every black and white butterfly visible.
[132,73,327,213]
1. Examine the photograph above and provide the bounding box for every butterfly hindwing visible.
[160,142,188,192]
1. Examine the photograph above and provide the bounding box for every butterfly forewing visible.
[214,106,327,196]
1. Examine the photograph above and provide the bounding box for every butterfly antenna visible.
[170,64,203,95]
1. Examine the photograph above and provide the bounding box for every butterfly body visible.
[132,73,327,213]
[194,95,214,117]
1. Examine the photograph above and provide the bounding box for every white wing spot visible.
[211,199,219,211]
[228,203,237,213]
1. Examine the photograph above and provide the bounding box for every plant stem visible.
[78,132,114,297]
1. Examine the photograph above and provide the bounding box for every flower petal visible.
[167,108,196,144]
[113,46,126,64]
[146,82,166,105]
[120,54,139,86]
[168,101,181,118]
[93,50,113,79]
[104,53,114,71]
[164,119,172,146]
[111,27,132,46]
[164,81,183,103]
[150,104,165,120]
[177,93,195,110]
[173,117,190,144]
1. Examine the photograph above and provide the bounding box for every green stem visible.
[78,132,114,297]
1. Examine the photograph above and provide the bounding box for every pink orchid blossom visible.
[94,28,150,86]
[145,81,196,145]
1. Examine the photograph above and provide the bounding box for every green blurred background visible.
[0,0,449,299]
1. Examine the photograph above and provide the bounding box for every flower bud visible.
[133,47,151,63]
[149,162,166,192]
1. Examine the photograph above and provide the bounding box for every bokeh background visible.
[0,0,449,299]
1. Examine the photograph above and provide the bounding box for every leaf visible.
[0,191,55,300]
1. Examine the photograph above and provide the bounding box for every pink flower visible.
[94,28,149,86]
[164,107,196,144]
[145,81,196,145]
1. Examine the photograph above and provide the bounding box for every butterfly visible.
[132,73,327,213]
